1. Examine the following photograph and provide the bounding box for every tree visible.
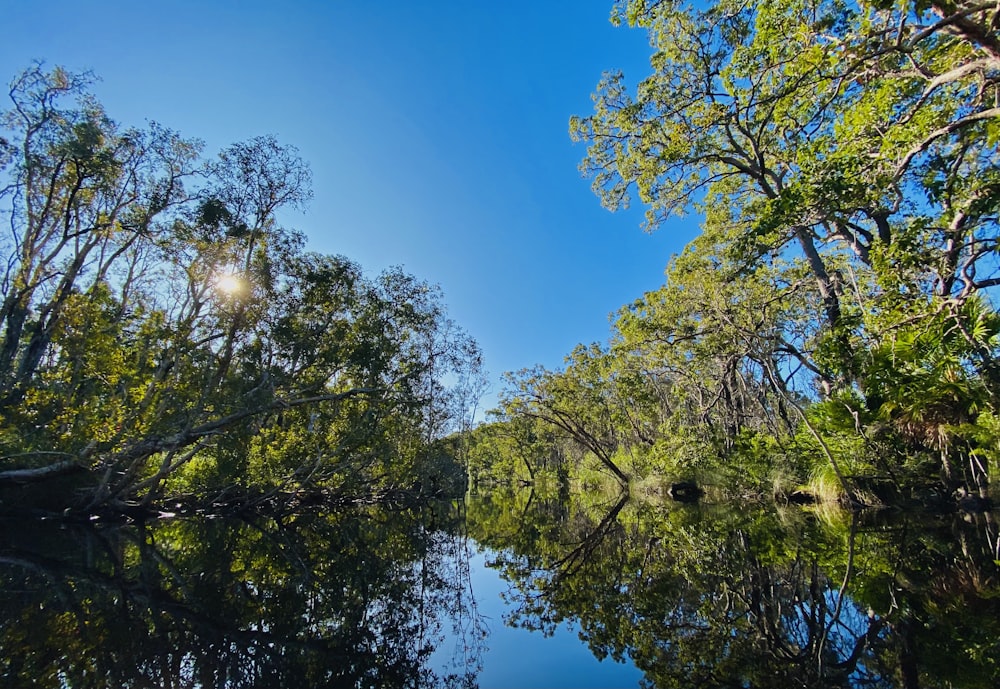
[0,66,199,405]
[567,0,1000,492]
[464,416,569,487]
[501,345,648,487]
[0,64,482,514]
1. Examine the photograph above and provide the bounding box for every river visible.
[1,490,998,688]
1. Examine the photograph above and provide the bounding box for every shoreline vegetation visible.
[470,0,1000,513]
[0,64,482,519]
[4,0,1000,520]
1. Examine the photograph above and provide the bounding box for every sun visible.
[214,272,245,296]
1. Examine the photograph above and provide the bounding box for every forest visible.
[0,65,483,517]
[3,0,1000,518]
[469,0,1000,509]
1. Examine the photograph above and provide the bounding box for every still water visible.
[431,547,642,688]
[1,491,998,688]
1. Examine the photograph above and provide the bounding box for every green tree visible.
[501,345,643,487]
[565,0,1000,492]
[0,64,482,514]
[465,416,568,488]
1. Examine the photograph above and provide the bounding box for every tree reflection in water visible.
[0,503,486,688]
[468,489,1000,688]
[2,493,998,688]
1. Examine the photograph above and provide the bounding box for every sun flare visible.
[214,272,244,295]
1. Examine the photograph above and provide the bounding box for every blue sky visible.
[1,1,697,413]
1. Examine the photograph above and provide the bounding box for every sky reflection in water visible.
[432,548,643,689]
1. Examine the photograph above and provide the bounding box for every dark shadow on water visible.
[0,503,485,688]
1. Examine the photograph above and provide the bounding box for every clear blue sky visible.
[1,1,697,413]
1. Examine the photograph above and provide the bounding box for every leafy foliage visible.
[0,64,483,514]
[490,0,1000,499]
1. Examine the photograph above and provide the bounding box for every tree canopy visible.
[0,64,482,515]
[489,0,1000,500]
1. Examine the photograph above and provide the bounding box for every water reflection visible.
[2,494,998,688]
[0,505,485,688]
[466,490,1000,688]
